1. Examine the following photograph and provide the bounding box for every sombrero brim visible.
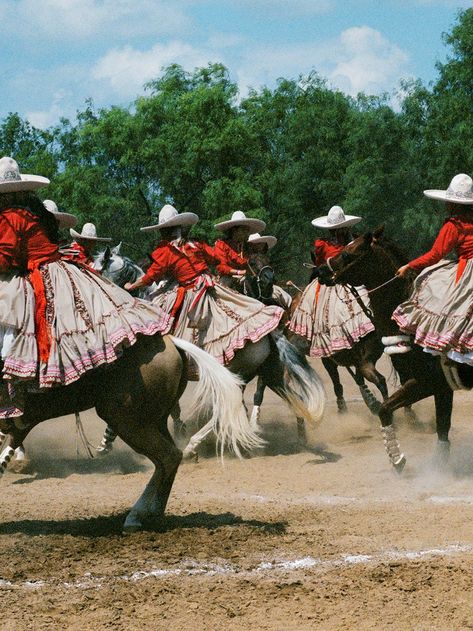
[53,212,77,229]
[0,174,50,193]
[248,235,277,249]
[140,212,199,232]
[311,215,361,229]
[424,189,473,205]
[215,218,266,233]
[70,228,112,242]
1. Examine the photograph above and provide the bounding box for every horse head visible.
[93,246,150,297]
[245,252,275,302]
[318,226,388,288]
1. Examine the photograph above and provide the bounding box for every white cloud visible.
[26,89,73,128]
[92,41,215,97]
[225,0,334,16]
[329,26,409,96]
[235,26,409,98]
[0,0,191,41]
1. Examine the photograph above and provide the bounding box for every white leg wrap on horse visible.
[250,405,261,429]
[381,425,406,469]
[0,445,15,474]
[182,421,214,459]
[96,426,117,454]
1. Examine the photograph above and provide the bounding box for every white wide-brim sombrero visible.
[140,204,199,232]
[215,211,266,233]
[0,156,49,193]
[70,222,112,242]
[424,173,473,205]
[43,199,77,230]
[247,233,277,249]
[311,205,361,229]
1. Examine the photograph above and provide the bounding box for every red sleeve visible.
[314,240,327,267]
[0,212,22,271]
[214,240,247,275]
[141,245,171,285]
[200,241,219,267]
[408,221,460,272]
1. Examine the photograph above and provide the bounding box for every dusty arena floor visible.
[3,358,473,630]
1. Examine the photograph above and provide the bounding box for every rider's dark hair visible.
[0,191,59,243]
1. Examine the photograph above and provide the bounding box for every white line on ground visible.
[2,544,473,591]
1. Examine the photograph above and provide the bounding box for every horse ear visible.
[112,242,122,256]
[372,225,385,242]
[102,245,111,263]
[363,232,373,246]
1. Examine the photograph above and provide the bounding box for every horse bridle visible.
[245,262,274,301]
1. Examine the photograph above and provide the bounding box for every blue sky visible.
[1,0,472,128]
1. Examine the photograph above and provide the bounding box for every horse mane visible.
[374,234,409,267]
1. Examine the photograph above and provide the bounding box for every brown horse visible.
[93,248,326,457]
[317,226,466,471]
[0,334,263,532]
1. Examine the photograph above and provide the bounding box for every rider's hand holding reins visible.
[396,264,412,278]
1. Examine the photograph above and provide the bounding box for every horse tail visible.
[170,336,264,457]
[270,331,326,425]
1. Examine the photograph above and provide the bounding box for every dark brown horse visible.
[244,250,391,422]
[0,334,263,531]
[317,226,467,471]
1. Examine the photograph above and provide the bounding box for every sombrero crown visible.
[70,222,112,242]
[247,232,277,249]
[43,199,77,229]
[214,211,266,233]
[0,156,49,193]
[424,173,473,205]
[141,204,199,232]
[311,205,361,229]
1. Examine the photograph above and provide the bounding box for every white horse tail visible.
[271,331,326,426]
[170,337,264,458]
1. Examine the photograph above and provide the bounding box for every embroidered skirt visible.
[0,260,172,390]
[151,277,284,365]
[287,280,375,358]
[392,258,473,364]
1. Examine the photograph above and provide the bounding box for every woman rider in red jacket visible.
[0,157,171,421]
[125,205,284,366]
[394,173,473,364]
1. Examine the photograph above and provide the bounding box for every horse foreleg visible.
[170,402,186,438]
[96,425,118,455]
[250,377,266,428]
[346,366,382,415]
[358,362,389,401]
[321,357,347,413]
[378,380,435,471]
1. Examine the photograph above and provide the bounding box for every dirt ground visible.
[2,357,473,630]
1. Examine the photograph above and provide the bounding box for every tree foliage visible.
[2,9,473,281]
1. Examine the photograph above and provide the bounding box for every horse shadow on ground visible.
[0,511,287,538]
[10,450,148,483]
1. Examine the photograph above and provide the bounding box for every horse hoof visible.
[96,445,113,456]
[336,398,348,414]
[182,448,198,463]
[434,440,450,467]
[393,454,406,474]
[9,457,31,474]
